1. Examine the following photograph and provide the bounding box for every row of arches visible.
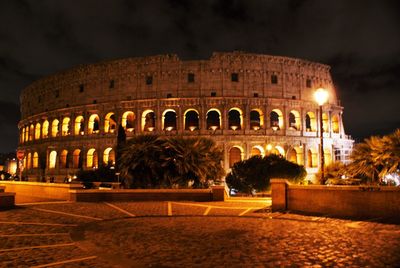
[23,144,332,173]
[23,148,116,170]
[20,108,341,143]
[228,145,332,169]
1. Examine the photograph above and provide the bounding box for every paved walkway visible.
[0,200,399,267]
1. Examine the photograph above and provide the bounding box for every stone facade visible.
[18,51,353,182]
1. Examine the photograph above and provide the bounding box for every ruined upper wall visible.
[20,52,336,119]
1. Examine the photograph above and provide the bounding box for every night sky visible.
[0,0,399,153]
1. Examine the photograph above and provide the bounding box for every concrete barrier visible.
[0,181,79,201]
[70,188,214,202]
[0,181,226,203]
[271,179,400,220]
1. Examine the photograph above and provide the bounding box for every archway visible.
[42,120,49,138]
[121,111,135,132]
[72,149,82,169]
[206,109,221,130]
[51,119,59,137]
[88,114,100,134]
[142,110,156,132]
[228,108,242,130]
[270,109,283,130]
[60,150,68,168]
[105,112,118,133]
[49,151,57,169]
[35,123,41,140]
[305,112,317,132]
[184,109,199,131]
[62,117,70,136]
[86,148,98,168]
[103,147,115,165]
[332,114,340,133]
[289,110,300,130]
[229,146,243,167]
[250,109,263,130]
[162,109,177,131]
[75,116,85,135]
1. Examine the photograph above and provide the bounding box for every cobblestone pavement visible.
[0,199,399,267]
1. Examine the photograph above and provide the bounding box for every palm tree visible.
[347,129,400,183]
[118,134,164,188]
[162,137,224,188]
[118,135,224,188]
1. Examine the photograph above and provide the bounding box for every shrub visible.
[226,154,306,195]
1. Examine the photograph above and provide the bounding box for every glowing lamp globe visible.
[314,88,329,106]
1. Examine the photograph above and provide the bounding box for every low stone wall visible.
[271,179,400,220]
[70,186,225,202]
[0,181,226,202]
[0,181,79,202]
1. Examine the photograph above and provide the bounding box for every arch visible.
[289,110,301,130]
[29,124,34,141]
[184,109,199,131]
[60,150,68,168]
[228,108,242,130]
[105,112,118,133]
[42,120,49,138]
[307,148,318,168]
[72,149,82,169]
[332,114,340,133]
[229,146,243,168]
[33,152,39,168]
[305,112,317,132]
[206,109,221,130]
[62,117,70,136]
[162,109,177,131]
[86,148,98,168]
[88,114,100,134]
[121,111,135,132]
[27,152,32,170]
[74,116,85,135]
[270,109,283,129]
[324,148,332,166]
[251,145,265,157]
[322,113,329,133]
[51,119,59,137]
[142,110,156,132]
[250,109,263,130]
[24,126,29,142]
[49,150,57,169]
[287,148,298,163]
[103,147,115,165]
[271,145,285,156]
[35,123,41,140]
[21,128,25,143]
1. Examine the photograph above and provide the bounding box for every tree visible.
[162,137,224,188]
[118,135,224,188]
[226,154,306,195]
[347,129,400,183]
[118,134,164,188]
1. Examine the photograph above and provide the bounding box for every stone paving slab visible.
[0,200,399,267]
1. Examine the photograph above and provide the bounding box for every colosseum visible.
[18,51,353,182]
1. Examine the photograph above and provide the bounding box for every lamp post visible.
[314,88,329,184]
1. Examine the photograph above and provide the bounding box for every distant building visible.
[18,52,353,182]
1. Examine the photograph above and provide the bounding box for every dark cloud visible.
[0,0,399,152]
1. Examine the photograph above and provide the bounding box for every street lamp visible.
[314,88,329,184]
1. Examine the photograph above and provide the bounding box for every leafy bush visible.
[226,154,306,195]
[76,164,116,183]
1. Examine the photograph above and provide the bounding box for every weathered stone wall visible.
[17,52,353,181]
[271,179,400,220]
